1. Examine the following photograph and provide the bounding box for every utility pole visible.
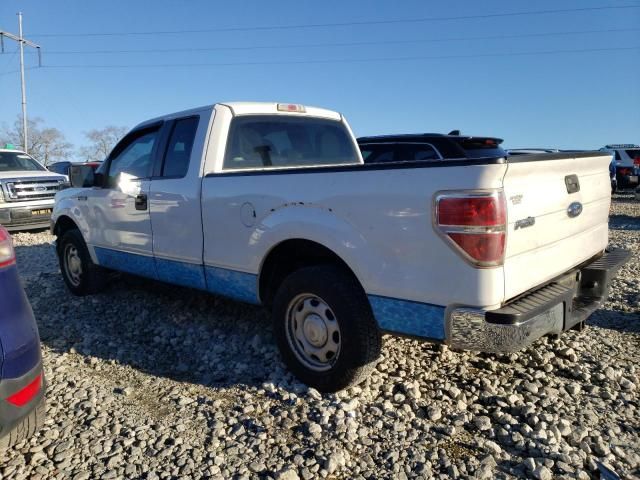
[1,13,41,154]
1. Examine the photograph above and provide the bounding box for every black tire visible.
[57,229,107,296]
[272,265,382,392]
[0,397,45,449]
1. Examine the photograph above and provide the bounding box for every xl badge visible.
[567,202,583,218]
[514,216,535,230]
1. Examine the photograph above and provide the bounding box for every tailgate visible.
[502,152,611,301]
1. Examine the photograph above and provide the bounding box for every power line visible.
[0,47,19,73]
[15,46,637,71]
[26,28,640,55]
[28,5,640,38]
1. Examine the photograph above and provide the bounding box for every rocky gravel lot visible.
[2,194,639,480]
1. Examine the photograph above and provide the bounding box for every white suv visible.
[599,144,640,189]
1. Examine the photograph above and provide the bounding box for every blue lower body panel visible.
[368,294,446,340]
[92,246,259,304]
[204,266,259,304]
[94,247,157,279]
[156,257,206,290]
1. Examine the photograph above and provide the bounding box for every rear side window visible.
[162,117,199,177]
[614,151,621,161]
[455,138,506,158]
[223,116,358,170]
[625,149,640,160]
[399,143,441,161]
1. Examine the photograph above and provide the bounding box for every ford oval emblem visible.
[567,202,583,218]
[35,186,46,192]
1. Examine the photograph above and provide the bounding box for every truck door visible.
[86,124,160,278]
[148,115,206,289]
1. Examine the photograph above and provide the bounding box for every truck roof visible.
[357,133,504,144]
[136,102,342,130]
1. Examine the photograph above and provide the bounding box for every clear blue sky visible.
[1,0,638,153]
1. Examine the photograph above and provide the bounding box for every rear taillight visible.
[6,374,42,407]
[434,191,506,267]
[633,157,640,166]
[619,168,632,176]
[0,225,16,269]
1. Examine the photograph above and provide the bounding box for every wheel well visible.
[259,239,361,307]
[53,215,79,238]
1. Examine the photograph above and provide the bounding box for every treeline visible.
[0,116,127,166]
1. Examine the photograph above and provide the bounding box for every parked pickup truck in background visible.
[0,148,68,231]
[52,102,630,391]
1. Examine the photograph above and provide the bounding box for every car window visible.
[399,143,441,161]
[108,130,158,185]
[224,116,358,170]
[0,152,46,172]
[48,162,71,175]
[625,149,640,160]
[359,145,396,163]
[162,117,199,177]
[614,151,621,161]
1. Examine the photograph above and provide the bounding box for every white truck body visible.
[0,149,67,231]
[51,102,628,389]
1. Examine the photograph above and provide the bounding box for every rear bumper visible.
[447,248,631,352]
[0,360,45,440]
[616,168,639,188]
[0,203,54,231]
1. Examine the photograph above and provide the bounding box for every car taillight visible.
[6,374,42,407]
[0,225,16,269]
[434,191,506,267]
[619,168,632,176]
[633,157,640,166]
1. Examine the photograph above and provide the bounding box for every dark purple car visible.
[0,225,45,448]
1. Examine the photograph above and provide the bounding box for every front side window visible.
[359,145,395,163]
[0,152,46,172]
[162,117,199,178]
[223,116,358,170]
[108,130,158,185]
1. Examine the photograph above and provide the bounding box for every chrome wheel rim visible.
[285,294,341,372]
[64,244,82,287]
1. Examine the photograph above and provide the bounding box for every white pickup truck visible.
[51,102,630,391]
[0,148,68,231]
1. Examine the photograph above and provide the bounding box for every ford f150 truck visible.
[51,102,630,391]
[0,148,68,231]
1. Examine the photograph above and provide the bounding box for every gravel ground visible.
[2,194,639,480]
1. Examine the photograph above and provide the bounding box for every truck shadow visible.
[609,214,640,231]
[588,308,640,334]
[15,244,294,391]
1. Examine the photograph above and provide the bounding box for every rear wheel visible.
[0,397,45,449]
[57,229,107,296]
[272,265,381,392]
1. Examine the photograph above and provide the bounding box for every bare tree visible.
[0,116,73,166]
[79,126,128,162]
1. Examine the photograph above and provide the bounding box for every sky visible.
[0,0,639,154]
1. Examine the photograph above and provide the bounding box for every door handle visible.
[135,193,148,211]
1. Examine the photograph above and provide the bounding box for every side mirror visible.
[69,164,99,188]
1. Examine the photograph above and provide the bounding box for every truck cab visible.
[0,148,68,231]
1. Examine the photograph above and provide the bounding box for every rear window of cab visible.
[223,116,359,170]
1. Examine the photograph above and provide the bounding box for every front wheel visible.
[57,229,107,296]
[272,265,381,392]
